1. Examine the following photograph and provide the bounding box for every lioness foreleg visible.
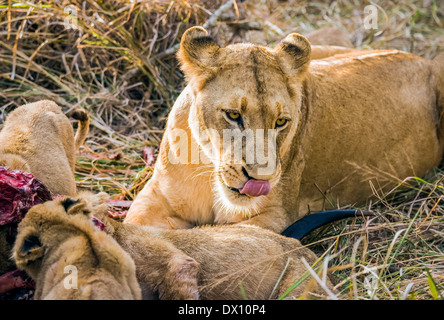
[124,182,194,229]
[236,206,291,233]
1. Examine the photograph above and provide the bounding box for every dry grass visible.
[301,170,444,300]
[0,0,443,299]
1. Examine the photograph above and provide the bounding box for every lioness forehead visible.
[202,46,293,113]
[219,44,281,68]
[218,45,287,89]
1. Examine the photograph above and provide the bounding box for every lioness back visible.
[297,50,444,213]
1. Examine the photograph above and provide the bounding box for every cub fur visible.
[0,100,89,196]
[126,26,444,233]
[12,197,141,300]
[51,192,333,300]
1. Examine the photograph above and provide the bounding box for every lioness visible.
[63,192,333,300]
[0,100,89,196]
[12,197,141,300]
[125,26,444,233]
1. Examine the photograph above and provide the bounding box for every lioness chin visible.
[125,26,444,233]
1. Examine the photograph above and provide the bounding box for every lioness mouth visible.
[227,179,271,197]
[227,186,243,194]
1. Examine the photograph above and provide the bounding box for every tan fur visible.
[12,197,141,300]
[0,100,89,196]
[310,45,358,60]
[62,192,334,300]
[126,27,444,233]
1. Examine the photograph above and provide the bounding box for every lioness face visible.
[178,27,311,215]
[190,52,296,212]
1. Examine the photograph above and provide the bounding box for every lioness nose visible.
[242,167,253,180]
[242,165,276,181]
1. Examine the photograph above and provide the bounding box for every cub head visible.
[12,196,95,278]
[177,26,311,216]
[12,193,141,300]
[0,154,31,172]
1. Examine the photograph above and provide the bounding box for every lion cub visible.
[0,100,89,196]
[72,192,334,300]
[12,197,141,300]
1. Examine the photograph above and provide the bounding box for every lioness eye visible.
[275,118,288,128]
[226,111,241,122]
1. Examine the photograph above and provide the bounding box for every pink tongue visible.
[239,179,270,197]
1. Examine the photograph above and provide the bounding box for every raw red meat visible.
[0,167,52,299]
[0,167,52,226]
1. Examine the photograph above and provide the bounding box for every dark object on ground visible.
[281,209,376,240]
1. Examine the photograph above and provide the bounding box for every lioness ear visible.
[13,227,45,267]
[177,26,220,83]
[274,33,311,80]
[61,197,91,216]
